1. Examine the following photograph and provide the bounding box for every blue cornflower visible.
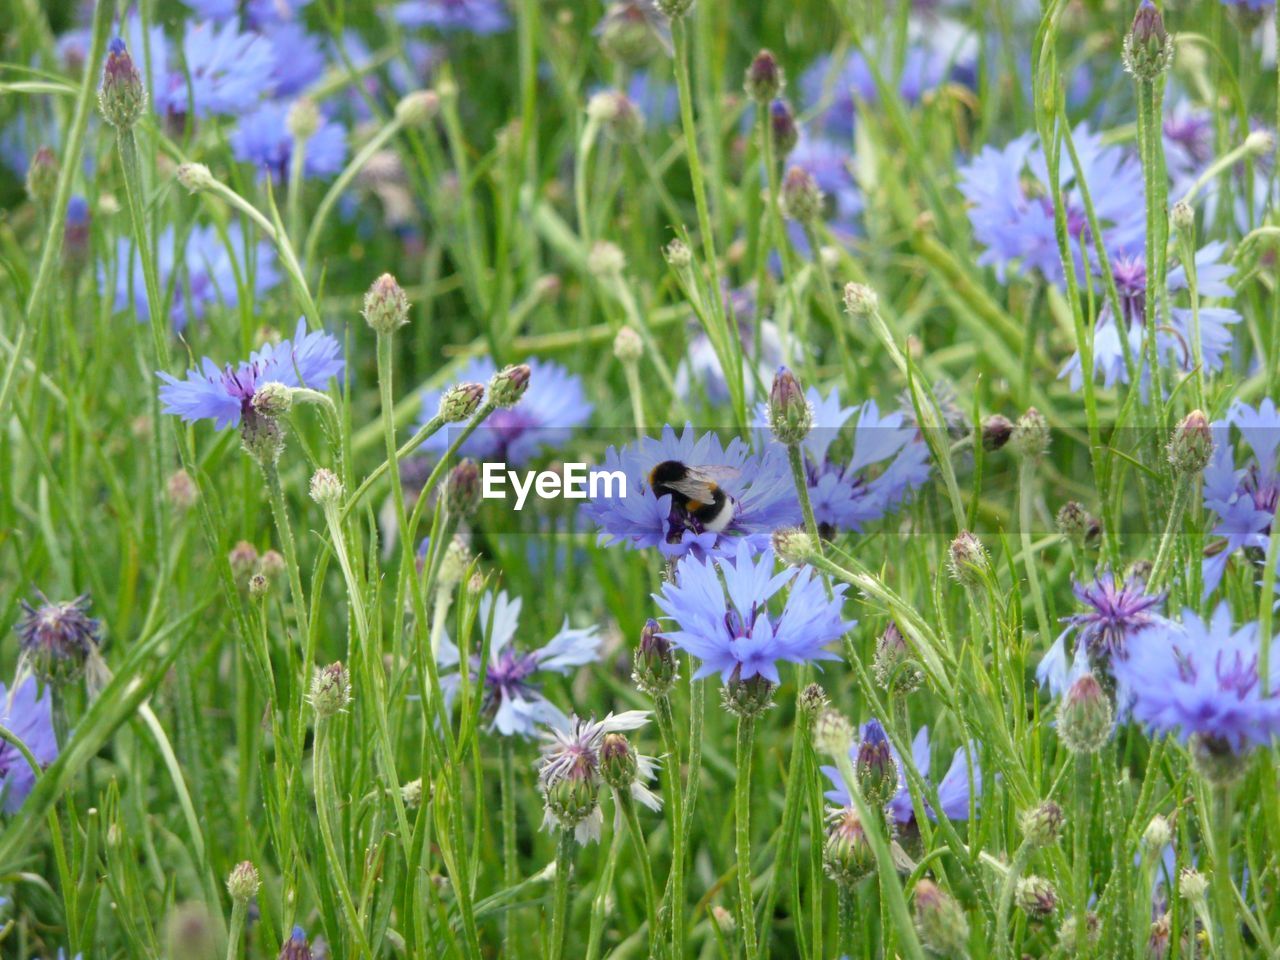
[1059,242,1241,391]
[957,126,1145,288]
[1036,570,1168,698]
[394,0,510,33]
[1112,605,1280,753]
[584,425,801,560]
[0,677,59,813]
[822,722,980,825]
[278,926,312,960]
[436,591,602,737]
[157,317,344,429]
[231,101,348,182]
[104,224,281,331]
[1202,400,1280,594]
[263,20,327,96]
[180,0,238,18]
[1220,0,1273,9]
[1164,101,1214,198]
[653,542,853,683]
[156,20,275,121]
[247,0,313,26]
[416,356,591,467]
[756,388,930,536]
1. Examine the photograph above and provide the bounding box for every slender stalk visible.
[654,693,685,960]
[585,815,624,960]
[735,712,759,960]
[1072,752,1092,960]
[619,793,660,959]
[1148,480,1194,590]
[836,884,857,960]
[224,898,247,960]
[501,740,524,960]
[1017,459,1052,651]
[550,829,576,960]
[314,719,375,959]
[1212,787,1242,960]
[992,842,1035,960]
[787,444,822,554]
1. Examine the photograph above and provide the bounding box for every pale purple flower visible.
[231,100,348,182]
[395,0,510,33]
[156,20,276,120]
[0,678,59,813]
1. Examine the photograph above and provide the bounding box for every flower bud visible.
[913,879,970,957]
[981,413,1014,451]
[1122,1,1174,81]
[721,670,776,718]
[1059,911,1101,953]
[1167,410,1213,475]
[663,237,692,269]
[1009,407,1050,461]
[633,619,678,696]
[229,541,259,581]
[770,99,798,155]
[1058,673,1113,754]
[842,282,878,319]
[1190,732,1249,785]
[711,904,736,934]
[278,926,313,960]
[544,771,598,828]
[1178,868,1208,903]
[363,272,411,334]
[1020,801,1065,848]
[767,366,812,445]
[98,38,148,128]
[395,90,440,127]
[310,662,351,718]
[309,468,344,506]
[823,806,875,886]
[1143,814,1172,851]
[771,526,816,565]
[1245,129,1274,158]
[176,162,216,194]
[1170,199,1194,234]
[286,97,321,141]
[489,364,531,408]
[599,733,639,792]
[25,146,58,204]
[1056,501,1089,546]
[438,382,485,423]
[744,50,784,103]
[613,326,643,363]
[248,573,270,601]
[587,240,627,278]
[402,777,427,810]
[855,720,898,806]
[226,861,261,903]
[797,683,829,725]
[654,0,693,19]
[873,621,922,694]
[15,592,101,683]
[947,530,990,588]
[780,166,823,223]
[259,550,286,579]
[812,707,854,758]
[252,381,294,419]
[445,459,482,516]
[597,1,669,67]
[1148,913,1172,960]
[167,469,199,511]
[1015,875,1057,918]
[588,91,645,143]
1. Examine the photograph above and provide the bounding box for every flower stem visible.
[619,792,660,959]
[654,692,686,960]
[550,828,576,960]
[1017,459,1052,650]
[1072,752,1092,960]
[992,841,1034,960]
[836,883,857,959]
[735,712,759,960]
[314,719,375,959]
[224,899,247,960]
[787,444,822,554]
[585,812,624,960]
[1148,479,1193,591]
[1212,787,1243,960]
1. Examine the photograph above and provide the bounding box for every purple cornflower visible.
[436,591,601,737]
[157,317,344,429]
[1202,400,1280,594]
[277,926,313,960]
[823,722,979,826]
[1037,570,1168,698]
[0,677,59,813]
[263,20,327,96]
[394,0,510,33]
[105,223,280,331]
[957,126,1145,288]
[583,425,801,561]
[247,0,313,26]
[1112,605,1280,754]
[15,592,101,681]
[416,356,591,467]
[1059,242,1240,391]
[231,101,348,182]
[756,388,931,536]
[653,542,853,683]
[156,20,275,121]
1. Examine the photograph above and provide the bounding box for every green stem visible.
[502,740,524,960]
[225,899,247,960]
[735,712,759,960]
[654,693,685,960]
[1212,787,1242,960]
[1017,459,1052,651]
[620,793,660,959]
[992,842,1034,960]
[1148,479,1194,591]
[836,884,856,959]
[314,720,375,959]
[550,829,576,960]
[1073,752,1092,960]
[787,443,822,554]
[585,814,624,960]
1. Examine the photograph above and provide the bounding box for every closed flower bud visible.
[278,926,313,960]
[176,162,216,194]
[363,273,411,334]
[489,364,531,408]
[1020,800,1065,848]
[770,99,798,155]
[633,618,678,695]
[722,669,776,718]
[855,720,898,806]
[1143,814,1172,851]
[445,459,482,516]
[823,806,875,886]
[780,166,823,223]
[873,621,922,694]
[771,526,816,565]
[1056,500,1089,546]
[597,1,668,67]
[1058,673,1113,754]
[947,530,990,588]
[1170,199,1194,234]
[436,535,471,591]
[599,733,639,791]
[395,90,440,126]
[1059,911,1101,952]
[438,382,485,423]
[240,410,287,467]
[226,861,261,902]
[15,592,101,683]
[1245,129,1274,158]
[913,879,969,956]
[309,468,344,506]
[767,366,812,445]
[248,573,270,600]
[1178,868,1208,903]
[229,541,259,580]
[285,97,320,141]
[1009,407,1050,460]
[98,38,147,128]
[663,237,692,269]
[1015,875,1057,918]
[25,146,58,204]
[252,381,293,418]
[1148,913,1172,960]
[310,662,351,718]
[588,91,645,142]
[587,240,627,277]
[544,770,598,828]
[1168,410,1213,475]
[259,550,286,579]
[402,777,426,810]
[613,326,643,363]
[744,50,784,103]
[797,683,829,725]
[842,282,878,319]
[1122,1,1174,81]
[711,904,736,934]
[812,707,854,758]
[167,469,199,511]
[981,413,1014,451]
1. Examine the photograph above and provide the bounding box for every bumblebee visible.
[648,460,738,532]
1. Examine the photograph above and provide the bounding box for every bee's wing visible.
[661,476,720,500]
[684,465,741,487]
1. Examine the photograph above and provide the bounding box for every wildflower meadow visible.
[5,0,1280,957]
